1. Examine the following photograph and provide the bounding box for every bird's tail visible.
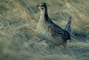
[65,16,73,40]
[65,16,72,35]
[65,16,77,39]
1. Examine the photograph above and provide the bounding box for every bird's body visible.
[36,3,70,48]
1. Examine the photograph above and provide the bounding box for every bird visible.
[36,3,70,49]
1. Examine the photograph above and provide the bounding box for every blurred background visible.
[0,0,89,60]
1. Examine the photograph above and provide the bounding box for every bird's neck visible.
[40,10,48,20]
[39,10,53,24]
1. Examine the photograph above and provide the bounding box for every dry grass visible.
[0,0,89,60]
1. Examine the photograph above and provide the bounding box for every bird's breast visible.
[37,20,47,33]
[36,19,52,40]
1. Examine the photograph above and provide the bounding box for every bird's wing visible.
[48,24,70,40]
[48,24,65,37]
[55,24,65,32]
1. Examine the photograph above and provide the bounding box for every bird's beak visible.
[37,4,39,7]
[69,16,72,19]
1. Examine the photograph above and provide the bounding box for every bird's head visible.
[37,3,47,12]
